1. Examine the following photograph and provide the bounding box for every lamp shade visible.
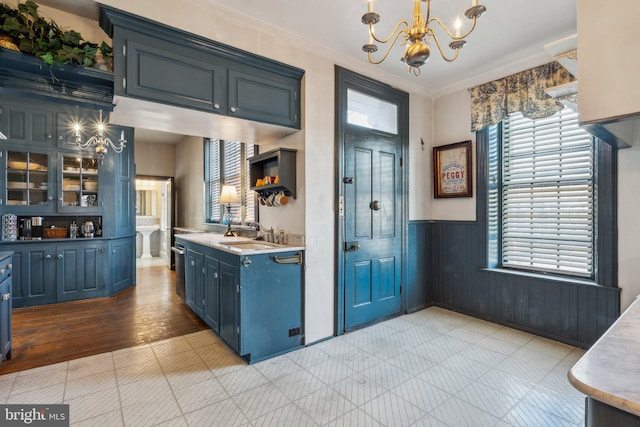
[219,184,240,204]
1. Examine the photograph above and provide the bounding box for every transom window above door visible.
[346,88,398,135]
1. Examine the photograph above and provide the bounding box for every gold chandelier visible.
[362,0,486,75]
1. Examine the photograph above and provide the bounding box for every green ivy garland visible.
[0,0,112,68]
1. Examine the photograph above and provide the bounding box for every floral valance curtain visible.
[469,62,576,132]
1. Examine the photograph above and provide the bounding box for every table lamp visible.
[219,184,240,236]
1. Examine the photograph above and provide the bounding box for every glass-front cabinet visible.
[5,151,53,211]
[59,155,100,212]
[1,150,101,213]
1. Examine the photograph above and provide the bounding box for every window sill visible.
[480,267,615,289]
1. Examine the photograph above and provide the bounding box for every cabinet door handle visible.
[273,252,303,264]
[112,249,116,254]
[6,263,12,270]
[214,272,218,279]
[45,254,52,259]
[191,260,195,266]
[230,107,238,113]
[1,293,9,301]
[213,103,220,110]
[0,269,4,275]
[57,254,63,259]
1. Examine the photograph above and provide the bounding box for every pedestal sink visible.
[137,225,160,259]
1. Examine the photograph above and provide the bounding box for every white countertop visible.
[569,296,640,416]
[175,232,305,255]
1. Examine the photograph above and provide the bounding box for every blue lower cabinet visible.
[178,239,304,363]
[185,248,205,318]
[110,237,135,295]
[204,255,220,333]
[236,251,303,363]
[7,243,56,307]
[0,238,134,307]
[0,252,13,364]
[57,242,105,302]
[219,260,239,352]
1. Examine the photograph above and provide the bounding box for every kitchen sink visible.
[220,241,280,250]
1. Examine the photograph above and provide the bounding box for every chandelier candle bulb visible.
[455,17,462,37]
[368,0,373,13]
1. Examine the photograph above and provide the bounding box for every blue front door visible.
[344,131,402,329]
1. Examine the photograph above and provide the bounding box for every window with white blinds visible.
[502,108,594,277]
[205,139,255,224]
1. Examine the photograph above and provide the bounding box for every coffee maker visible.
[19,218,31,240]
[31,216,44,240]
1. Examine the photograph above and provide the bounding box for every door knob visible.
[370,200,382,211]
[344,241,360,252]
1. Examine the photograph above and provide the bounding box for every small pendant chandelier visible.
[362,0,486,75]
[74,110,126,157]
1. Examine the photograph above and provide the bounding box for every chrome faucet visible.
[248,222,277,242]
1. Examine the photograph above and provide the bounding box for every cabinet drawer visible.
[0,256,12,284]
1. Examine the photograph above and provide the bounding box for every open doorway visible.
[135,176,175,268]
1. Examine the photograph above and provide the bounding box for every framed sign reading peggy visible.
[433,140,472,198]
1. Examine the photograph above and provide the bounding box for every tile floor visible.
[0,307,586,427]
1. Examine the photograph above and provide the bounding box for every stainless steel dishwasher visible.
[171,242,186,301]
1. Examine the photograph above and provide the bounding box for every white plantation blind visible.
[206,140,255,224]
[502,108,594,277]
[208,140,222,221]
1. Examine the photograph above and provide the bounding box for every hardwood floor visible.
[0,265,207,375]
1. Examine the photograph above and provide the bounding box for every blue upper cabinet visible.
[100,6,303,130]
[0,102,55,147]
[123,34,227,115]
[228,68,299,128]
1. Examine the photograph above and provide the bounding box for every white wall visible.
[431,91,476,221]
[617,138,640,310]
[174,136,205,228]
[409,93,434,220]
[578,0,640,124]
[135,141,175,177]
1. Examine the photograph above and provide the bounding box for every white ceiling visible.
[35,0,577,138]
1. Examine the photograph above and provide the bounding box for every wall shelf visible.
[249,148,296,199]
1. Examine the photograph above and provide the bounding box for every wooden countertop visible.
[569,296,640,416]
